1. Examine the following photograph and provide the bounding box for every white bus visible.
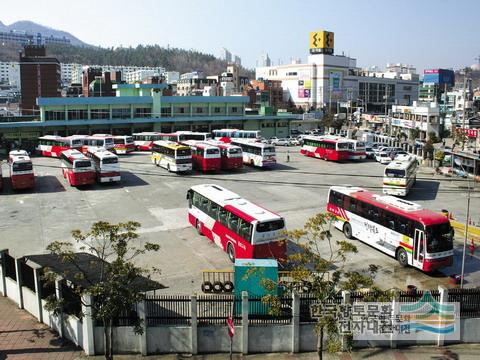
[85,147,121,183]
[151,140,192,173]
[132,132,163,151]
[85,134,115,151]
[346,139,367,160]
[212,129,261,142]
[327,186,454,272]
[230,139,276,168]
[113,135,135,154]
[383,155,418,196]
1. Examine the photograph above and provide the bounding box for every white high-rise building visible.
[221,48,232,63]
[258,53,271,67]
[234,55,241,66]
[61,63,83,85]
[163,71,180,84]
[0,62,21,88]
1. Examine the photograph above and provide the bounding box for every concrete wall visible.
[63,315,83,347]
[197,326,242,353]
[299,324,317,352]
[249,325,292,353]
[147,326,191,354]
[22,287,39,319]
[94,326,141,354]
[5,277,19,304]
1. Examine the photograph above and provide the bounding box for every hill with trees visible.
[0,43,253,78]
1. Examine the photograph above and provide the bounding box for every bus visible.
[165,131,212,142]
[346,139,367,160]
[383,155,418,197]
[60,149,96,187]
[327,186,454,272]
[186,184,287,263]
[37,135,84,157]
[204,140,243,170]
[181,140,221,172]
[151,140,192,173]
[113,135,135,154]
[86,147,121,183]
[8,150,35,190]
[230,139,276,168]
[132,132,163,151]
[300,135,350,161]
[84,134,115,151]
[212,129,261,143]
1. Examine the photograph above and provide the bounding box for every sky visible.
[2,0,479,72]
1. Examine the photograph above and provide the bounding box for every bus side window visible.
[186,190,193,208]
[227,213,240,233]
[218,208,229,227]
[192,192,201,208]
[208,202,220,221]
[238,219,252,242]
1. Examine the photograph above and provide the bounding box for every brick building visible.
[20,45,61,115]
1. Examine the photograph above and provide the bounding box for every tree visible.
[452,127,468,151]
[409,128,420,143]
[427,131,439,144]
[43,221,160,360]
[259,213,383,359]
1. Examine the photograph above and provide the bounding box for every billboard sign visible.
[329,71,342,94]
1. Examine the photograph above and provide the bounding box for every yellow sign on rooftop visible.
[309,30,334,51]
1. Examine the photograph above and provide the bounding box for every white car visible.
[376,152,392,164]
[287,137,300,146]
[271,138,291,146]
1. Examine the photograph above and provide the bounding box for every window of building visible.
[196,107,204,114]
[135,108,151,117]
[112,108,130,119]
[45,111,65,121]
[214,107,221,113]
[161,107,172,116]
[230,107,238,113]
[67,109,88,120]
[91,109,110,119]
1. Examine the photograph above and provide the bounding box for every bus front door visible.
[413,229,425,270]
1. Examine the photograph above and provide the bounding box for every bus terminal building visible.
[0,84,315,144]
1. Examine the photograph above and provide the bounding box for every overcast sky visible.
[2,0,479,72]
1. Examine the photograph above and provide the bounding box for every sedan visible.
[271,137,291,146]
[376,152,392,164]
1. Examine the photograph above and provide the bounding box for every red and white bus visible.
[37,135,84,157]
[8,150,35,190]
[327,186,454,272]
[230,139,276,167]
[84,134,115,152]
[181,140,221,172]
[132,132,163,151]
[300,135,350,161]
[86,147,121,183]
[187,184,287,263]
[212,129,261,143]
[60,149,96,187]
[204,140,243,170]
[113,135,135,154]
[174,131,212,142]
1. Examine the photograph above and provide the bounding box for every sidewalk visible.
[78,344,480,359]
[0,295,83,360]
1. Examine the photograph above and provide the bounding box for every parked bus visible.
[383,155,418,197]
[181,140,221,172]
[205,140,243,170]
[186,184,287,262]
[85,147,121,183]
[327,186,454,272]
[60,149,95,187]
[37,135,84,157]
[151,140,192,173]
[212,129,261,143]
[84,134,115,152]
[230,139,276,168]
[346,139,367,160]
[132,132,163,151]
[113,135,135,154]
[300,135,349,161]
[165,131,212,142]
[8,150,35,190]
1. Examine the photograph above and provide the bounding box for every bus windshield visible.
[425,223,454,253]
[101,157,118,164]
[385,169,405,178]
[176,148,191,157]
[114,138,125,144]
[263,146,275,155]
[12,162,33,172]
[206,148,219,155]
[228,148,241,155]
[71,139,83,147]
[105,138,114,145]
[256,219,285,233]
[337,143,349,150]
[74,160,92,168]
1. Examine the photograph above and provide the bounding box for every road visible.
[0,147,478,293]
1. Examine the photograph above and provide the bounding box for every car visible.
[375,151,392,164]
[365,146,375,159]
[391,150,409,159]
[287,137,301,146]
[415,139,426,148]
[271,137,291,146]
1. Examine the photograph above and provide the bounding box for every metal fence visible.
[145,295,191,326]
[449,288,480,318]
[197,294,240,325]
[248,295,293,324]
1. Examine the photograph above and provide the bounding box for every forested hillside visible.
[0,43,253,77]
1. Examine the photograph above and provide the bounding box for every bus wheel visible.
[227,244,235,263]
[223,281,234,293]
[213,281,224,293]
[167,164,171,172]
[250,159,254,167]
[155,159,159,167]
[343,222,353,239]
[396,248,409,267]
[201,281,213,293]
[196,220,203,235]
[323,155,328,161]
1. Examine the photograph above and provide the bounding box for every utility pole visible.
[461,69,468,150]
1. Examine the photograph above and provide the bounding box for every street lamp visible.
[454,157,472,288]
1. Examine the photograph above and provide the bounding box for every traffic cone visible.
[468,238,475,253]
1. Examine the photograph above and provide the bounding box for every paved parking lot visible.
[0,147,479,293]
